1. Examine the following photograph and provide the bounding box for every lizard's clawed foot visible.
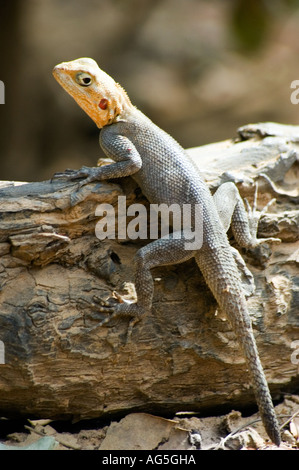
[244,184,281,247]
[52,166,102,188]
[52,166,104,205]
[91,293,146,343]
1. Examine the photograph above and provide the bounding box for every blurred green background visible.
[0,0,299,182]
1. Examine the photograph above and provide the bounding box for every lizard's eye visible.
[76,72,93,87]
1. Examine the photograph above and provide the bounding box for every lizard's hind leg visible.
[213,182,280,296]
[213,183,254,296]
[213,182,280,249]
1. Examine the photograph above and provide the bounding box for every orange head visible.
[53,58,133,128]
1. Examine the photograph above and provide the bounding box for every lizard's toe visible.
[255,237,281,246]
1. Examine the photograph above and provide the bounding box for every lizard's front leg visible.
[53,134,143,187]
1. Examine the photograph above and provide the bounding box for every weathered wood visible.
[0,122,298,420]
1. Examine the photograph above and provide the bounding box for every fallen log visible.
[0,122,298,421]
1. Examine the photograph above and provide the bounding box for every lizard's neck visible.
[112,83,136,123]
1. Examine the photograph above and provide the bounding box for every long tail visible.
[196,245,281,446]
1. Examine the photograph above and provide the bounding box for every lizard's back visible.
[101,109,210,206]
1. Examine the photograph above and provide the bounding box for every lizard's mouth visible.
[52,65,71,92]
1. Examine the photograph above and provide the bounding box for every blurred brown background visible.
[0,0,299,182]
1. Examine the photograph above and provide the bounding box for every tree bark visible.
[0,122,298,420]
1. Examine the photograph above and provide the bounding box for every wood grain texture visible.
[0,123,298,420]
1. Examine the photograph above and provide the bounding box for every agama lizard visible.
[53,58,281,445]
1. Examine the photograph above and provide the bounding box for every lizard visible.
[52,57,281,446]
